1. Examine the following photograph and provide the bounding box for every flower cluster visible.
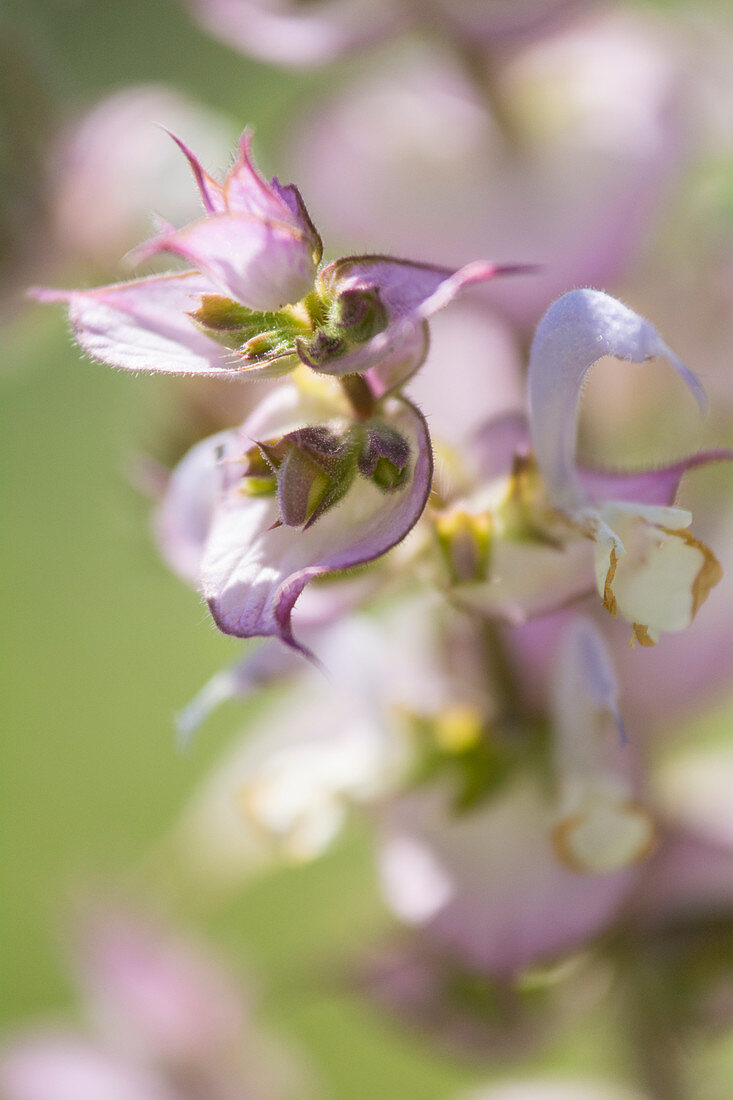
[33,120,733,1089]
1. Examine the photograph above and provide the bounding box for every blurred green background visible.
[2,1,733,1097]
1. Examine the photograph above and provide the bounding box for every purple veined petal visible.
[314,257,529,379]
[528,289,707,508]
[202,397,433,649]
[155,430,239,587]
[0,1033,178,1100]
[134,212,317,311]
[30,271,239,376]
[185,0,407,68]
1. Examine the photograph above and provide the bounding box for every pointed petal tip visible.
[28,285,74,303]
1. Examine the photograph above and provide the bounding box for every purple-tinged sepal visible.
[202,388,432,649]
[132,130,322,312]
[309,257,532,389]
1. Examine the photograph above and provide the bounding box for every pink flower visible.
[34,129,527,648]
[34,129,522,384]
[0,906,290,1100]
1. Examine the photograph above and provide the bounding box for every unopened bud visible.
[274,424,359,528]
[358,423,411,493]
[332,287,387,343]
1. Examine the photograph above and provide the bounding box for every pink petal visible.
[380,777,638,977]
[203,398,432,649]
[164,130,225,214]
[135,212,317,311]
[315,257,524,380]
[155,430,239,587]
[30,272,237,377]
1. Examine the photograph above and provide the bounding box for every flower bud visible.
[260,424,359,528]
[358,423,411,493]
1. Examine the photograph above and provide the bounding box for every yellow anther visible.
[433,705,484,753]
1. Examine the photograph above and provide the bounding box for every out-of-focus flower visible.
[378,617,648,978]
[49,87,238,273]
[430,289,729,644]
[0,906,294,1100]
[289,13,683,329]
[182,0,595,69]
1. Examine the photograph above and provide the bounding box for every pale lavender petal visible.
[633,748,733,924]
[30,272,237,377]
[75,909,246,1064]
[554,617,625,748]
[579,450,733,505]
[155,429,238,587]
[380,777,638,977]
[223,133,322,260]
[203,398,432,647]
[315,257,524,380]
[473,413,732,508]
[134,212,317,311]
[528,289,707,507]
[186,0,406,67]
[0,1034,177,1100]
[471,412,531,481]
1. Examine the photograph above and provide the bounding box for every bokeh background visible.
[2,0,733,1096]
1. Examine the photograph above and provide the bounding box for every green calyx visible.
[191,284,390,377]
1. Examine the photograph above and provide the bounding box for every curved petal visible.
[315,257,526,380]
[473,413,733,508]
[202,397,433,648]
[135,212,317,311]
[30,272,238,377]
[527,289,707,507]
[155,429,238,587]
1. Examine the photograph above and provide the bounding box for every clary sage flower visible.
[33,129,525,648]
[431,289,730,645]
